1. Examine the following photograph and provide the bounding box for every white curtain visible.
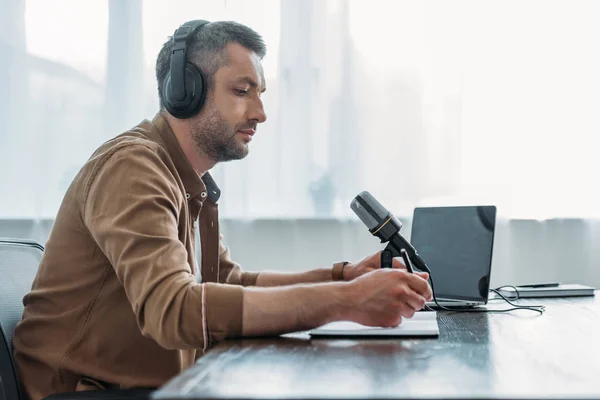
[2,0,600,284]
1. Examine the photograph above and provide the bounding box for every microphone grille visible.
[350,191,388,230]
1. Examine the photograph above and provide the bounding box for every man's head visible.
[156,21,267,163]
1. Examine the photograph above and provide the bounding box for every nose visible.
[250,97,267,124]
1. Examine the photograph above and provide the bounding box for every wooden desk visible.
[153,295,600,399]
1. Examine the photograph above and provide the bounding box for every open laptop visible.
[410,205,497,308]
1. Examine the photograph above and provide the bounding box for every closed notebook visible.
[498,284,595,298]
[310,311,439,337]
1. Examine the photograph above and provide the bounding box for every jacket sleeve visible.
[218,238,260,286]
[82,144,243,350]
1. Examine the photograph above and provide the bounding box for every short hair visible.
[156,21,267,110]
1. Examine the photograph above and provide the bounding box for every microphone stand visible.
[381,241,414,273]
[381,242,400,269]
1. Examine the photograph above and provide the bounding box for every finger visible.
[405,273,433,298]
[415,272,433,300]
[391,257,407,270]
[397,302,416,319]
[403,289,427,311]
[395,284,427,311]
[416,271,429,281]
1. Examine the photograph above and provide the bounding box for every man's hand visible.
[242,258,433,337]
[343,250,406,281]
[343,268,433,327]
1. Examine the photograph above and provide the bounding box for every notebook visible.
[309,311,439,338]
[497,284,595,298]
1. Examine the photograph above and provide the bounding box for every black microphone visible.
[350,191,430,272]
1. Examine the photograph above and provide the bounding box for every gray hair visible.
[155,21,266,109]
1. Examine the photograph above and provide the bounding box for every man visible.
[13,20,432,399]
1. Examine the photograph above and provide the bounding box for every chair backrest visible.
[0,238,44,400]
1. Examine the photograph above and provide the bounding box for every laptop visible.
[410,205,497,308]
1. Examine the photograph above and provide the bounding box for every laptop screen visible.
[410,205,497,303]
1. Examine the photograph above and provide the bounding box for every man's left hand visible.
[343,250,406,281]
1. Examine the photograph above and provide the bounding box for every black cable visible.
[492,285,521,300]
[402,249,545,315]
[425,270,545,315]
[488,287,545,313]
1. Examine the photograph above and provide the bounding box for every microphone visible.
[350,191,430,272]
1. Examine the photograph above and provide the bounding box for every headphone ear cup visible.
[183,62,207,117]
[163,62,207,119]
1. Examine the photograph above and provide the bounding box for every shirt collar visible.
[148,113,221,202]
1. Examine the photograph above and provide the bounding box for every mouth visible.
[237,129,255,141]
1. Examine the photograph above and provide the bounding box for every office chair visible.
[0,238,152,400]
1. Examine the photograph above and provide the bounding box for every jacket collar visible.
[147,113,221,202]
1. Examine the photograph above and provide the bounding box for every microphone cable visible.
[400,250,545,315]
[427,275,545,314]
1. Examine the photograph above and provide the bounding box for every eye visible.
[234,88,249,96]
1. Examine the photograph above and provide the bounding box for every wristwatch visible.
[332,261,350,281]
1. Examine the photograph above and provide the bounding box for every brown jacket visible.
[13,113,259,400]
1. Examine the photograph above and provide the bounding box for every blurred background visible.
[1,0,600,287]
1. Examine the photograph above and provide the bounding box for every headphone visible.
[162,20,211,119]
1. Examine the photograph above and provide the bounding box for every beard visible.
[188,103,249,163]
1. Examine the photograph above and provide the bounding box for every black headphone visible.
[162,20,210,119]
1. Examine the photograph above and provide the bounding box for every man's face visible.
[188,43,267,163]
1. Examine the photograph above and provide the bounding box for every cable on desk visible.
[491,285,521,300]
[426,273,545,315]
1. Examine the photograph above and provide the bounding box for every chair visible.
[0,238,152,400]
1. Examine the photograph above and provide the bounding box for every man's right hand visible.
[344,269,433,327]
[242,266,433,338]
